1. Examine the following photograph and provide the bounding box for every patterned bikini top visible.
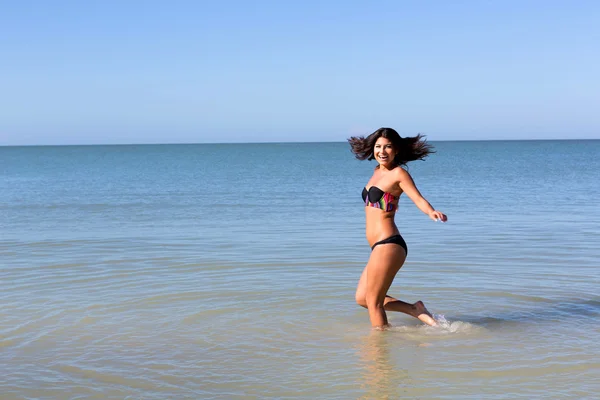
[361,186,398,212]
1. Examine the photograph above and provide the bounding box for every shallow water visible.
[1,141,599,399]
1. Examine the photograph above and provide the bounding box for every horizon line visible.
[1,137,599,148]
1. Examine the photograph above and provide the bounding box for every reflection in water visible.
[357,331,414,400]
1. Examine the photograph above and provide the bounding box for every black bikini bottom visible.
[371,234,408,255]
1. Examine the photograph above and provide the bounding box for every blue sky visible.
[1,0,599,145]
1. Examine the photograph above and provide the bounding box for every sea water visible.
[1,140,599,399]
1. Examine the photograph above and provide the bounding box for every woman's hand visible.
[429,210,448,222]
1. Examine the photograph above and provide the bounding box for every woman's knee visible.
[355,291,367,308]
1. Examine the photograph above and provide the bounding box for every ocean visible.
[1,140,599,399]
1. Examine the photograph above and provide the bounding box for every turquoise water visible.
[1,140,599,399]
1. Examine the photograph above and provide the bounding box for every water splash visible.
[435,314,450,329]
[390,314,483,336]
[430,314,482,334]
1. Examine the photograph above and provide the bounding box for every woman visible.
[348,127,447,329]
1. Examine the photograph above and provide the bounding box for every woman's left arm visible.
[398,169,448,222]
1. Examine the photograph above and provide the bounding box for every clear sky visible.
[1,0,599,145]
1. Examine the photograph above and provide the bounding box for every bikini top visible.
[362,186,398,212]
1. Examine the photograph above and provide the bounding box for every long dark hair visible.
[348,127,434,166]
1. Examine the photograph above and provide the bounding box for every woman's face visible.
[373,137,396,168]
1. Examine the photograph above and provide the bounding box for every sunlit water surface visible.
[2,141,599,399]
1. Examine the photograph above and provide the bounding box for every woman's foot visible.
[413,301,437,326]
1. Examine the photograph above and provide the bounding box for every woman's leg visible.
[363,244,406,328]
[355,248,437,327]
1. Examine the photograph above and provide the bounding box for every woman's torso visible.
[363,169,403,246]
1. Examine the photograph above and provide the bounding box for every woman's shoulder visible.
[392,166,411,180]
